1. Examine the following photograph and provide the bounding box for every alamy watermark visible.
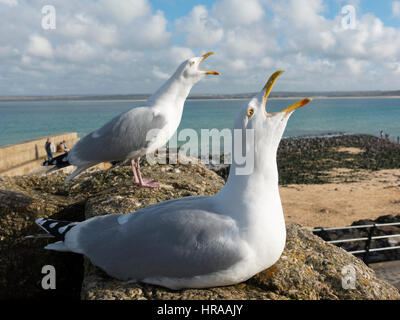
[341,5,357,30]
[146,128,255,176]
[41,5,56,30]
[341,264,356,289]
[41,265,56,289]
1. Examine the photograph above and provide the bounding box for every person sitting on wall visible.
[62,140,69,152]
[57,142,64,153]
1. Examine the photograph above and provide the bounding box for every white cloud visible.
[61,20,88,38]
[2,0,400,95]
[39,61,64,72]
[229,59,247,71]
[58,14,91,38]
[162,46,195,65]
[393,1,400,18]
[260,57,273,68]
[107,49,135,62]
[221,27,278,59]
[176,6,223,48]
[56,40,95,62]
[87,64,112,75]
[98,0,150,24]
[58,14,117,46]
[0,0,18,6]
[384,61,400,74]
[152,66,169,79]
[21,55,31,65]
[212,0,264,26]
[130,11,171,49]
[27,35,53,58]
[0,45,18,57]
[95,24,118,46]
[343,58,369,75]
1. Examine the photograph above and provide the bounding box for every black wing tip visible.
[42,152,71,168]
[35,218,78,241]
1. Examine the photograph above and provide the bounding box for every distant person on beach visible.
[45,138,55,161]
[385,133,390,141]
[380,130,383,139]
[397,136,399,144]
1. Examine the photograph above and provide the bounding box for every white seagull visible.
[44,52,219,188]
[34,71,311,289]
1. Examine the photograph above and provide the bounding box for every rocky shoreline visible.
[212,134,400,183]
[1,134,399,299]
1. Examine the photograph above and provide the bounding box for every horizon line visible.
[1,89,400,101]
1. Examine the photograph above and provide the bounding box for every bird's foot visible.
[140,181,161,188]
[136,179,160,188]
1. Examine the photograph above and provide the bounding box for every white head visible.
[149,52,219,105]
[231,71,312,181]
[173,52,219,86]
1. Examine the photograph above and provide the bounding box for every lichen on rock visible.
[81,222,400,300]
[1,158,399,300]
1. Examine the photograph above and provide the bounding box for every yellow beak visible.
[262,70,312,117]
[279,98,312,115]
[200,52,220,75]
[200,52,215,62]
[263,70,285,103]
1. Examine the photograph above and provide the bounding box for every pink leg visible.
[133,158,160,188]
[131,159,139,184]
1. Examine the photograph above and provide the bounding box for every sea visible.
[0,98,400,149]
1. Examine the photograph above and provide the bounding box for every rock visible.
[0,188,84,299]
[81,221,400,300]
[0,160,225,299]
[1,156,399,300]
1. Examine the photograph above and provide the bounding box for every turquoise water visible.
[0,98,400,147]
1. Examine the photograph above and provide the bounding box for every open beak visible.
[262,70,312,117]
[278,98,312,115]
[200,52,219,75]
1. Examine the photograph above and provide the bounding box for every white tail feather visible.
[64,165,90,183]
[44,241,71,252]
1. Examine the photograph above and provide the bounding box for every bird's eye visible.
[189,61,195,66]
[247,108,255,117]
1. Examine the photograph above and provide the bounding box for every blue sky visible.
[1,0,400,95]
[155,1,400,29]
[154,0,396,21]
[150,0,216,20]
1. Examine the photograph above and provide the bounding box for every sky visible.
[1,0,400,95]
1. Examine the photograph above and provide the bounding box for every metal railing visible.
[313,222,400,265]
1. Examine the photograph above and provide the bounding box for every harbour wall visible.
[0,133,79,176]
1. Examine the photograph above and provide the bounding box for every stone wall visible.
[0,133,79,176]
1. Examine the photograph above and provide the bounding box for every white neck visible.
[215,144,282,225]
[220,153,279,199]
[214,147,285,267]
[147,73,194,112]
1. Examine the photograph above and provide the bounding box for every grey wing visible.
[68,107,166,166]
[67,196,246,280]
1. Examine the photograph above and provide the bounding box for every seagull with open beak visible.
[44,52,219,187]
[33,71,312,290]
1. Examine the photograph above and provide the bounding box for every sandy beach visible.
[281,168,400,228]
